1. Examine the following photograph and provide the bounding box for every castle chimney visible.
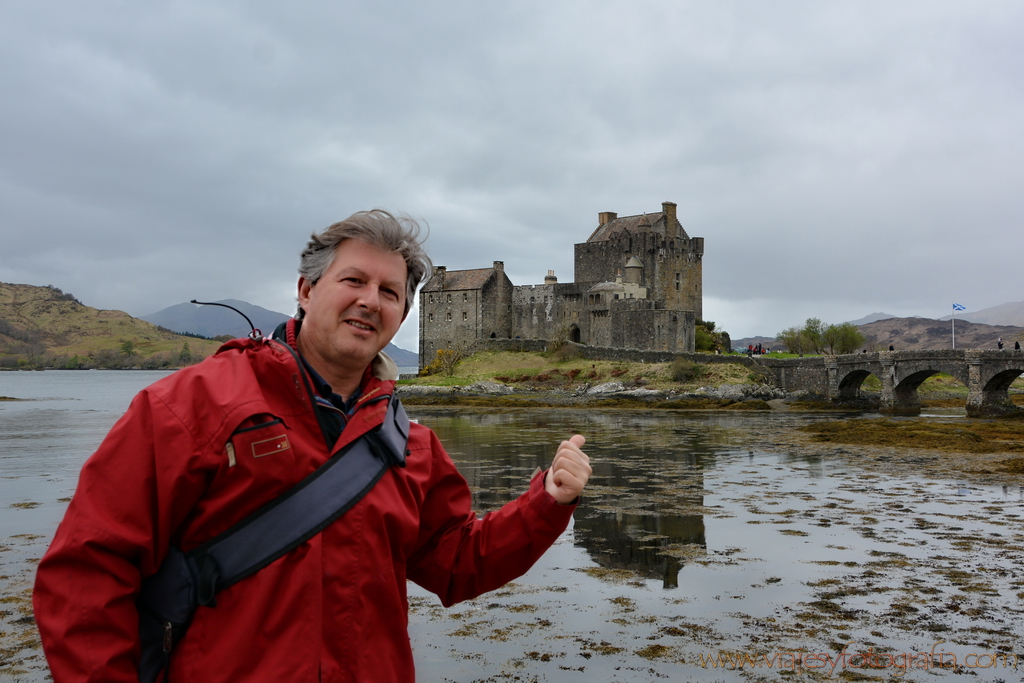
[662,201,677,233]
[433,265,446,288]
[544,269,557,285]
[598,211,618,226]
[493,261,504,274]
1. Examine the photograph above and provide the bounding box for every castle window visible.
[428,313,433,322]
[613,294,619,300]
[462,312,467,321]
[446,312,452,321]
[463,293,467,301]
[447,294,452,303]
[429,294,434,303]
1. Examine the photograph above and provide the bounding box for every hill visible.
[143,299,419,366]
[0,282,220,368]
[858,317,1023,351]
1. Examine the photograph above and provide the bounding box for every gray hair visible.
[296,210,432,318]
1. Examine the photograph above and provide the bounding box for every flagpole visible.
[951,303,965,349]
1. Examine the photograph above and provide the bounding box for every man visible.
[33,210,592,683]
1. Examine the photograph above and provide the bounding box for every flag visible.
[952,303,966,311]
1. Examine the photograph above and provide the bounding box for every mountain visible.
[848,312,901,325]
[1,281,220,365]
[939,301,1024,327]
[857,317,1023,351]
[142,299,291,339]
[143,299,418,366]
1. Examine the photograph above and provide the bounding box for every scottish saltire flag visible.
[952,303,966,311]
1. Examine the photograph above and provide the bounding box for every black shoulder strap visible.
[194,393,409,604]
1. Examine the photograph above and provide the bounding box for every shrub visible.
[552,343,583,362]
[669,358,704,382]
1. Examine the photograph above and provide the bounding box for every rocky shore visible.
[397,379,815,410]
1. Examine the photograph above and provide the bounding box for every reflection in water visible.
[415,409,751,589]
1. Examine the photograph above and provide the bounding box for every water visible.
[2,372,1022,682]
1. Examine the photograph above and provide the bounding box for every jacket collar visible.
[274,318,399,392]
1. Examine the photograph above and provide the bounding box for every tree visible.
[822,322,866,355]
[421,342,470,377]
[778,319,865,355]
[695,319,729,353]
[776,326,808,355]
[803,318,824,355]
[694,326,715,352]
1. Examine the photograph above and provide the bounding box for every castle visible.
[418,202,704,367]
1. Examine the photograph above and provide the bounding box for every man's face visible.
[297,238,408,383]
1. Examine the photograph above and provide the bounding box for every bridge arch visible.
[966,363,1024,417]
[768,350,1024,417]
[836,368,876,401]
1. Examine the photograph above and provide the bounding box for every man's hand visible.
[544,435,591,504]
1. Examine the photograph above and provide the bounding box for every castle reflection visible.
[413,409,743,590]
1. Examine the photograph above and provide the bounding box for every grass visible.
[400,349,760,392]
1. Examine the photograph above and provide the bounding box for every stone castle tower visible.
[419,202,703,366]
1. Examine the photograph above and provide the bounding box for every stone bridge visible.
[757,350,1024,417]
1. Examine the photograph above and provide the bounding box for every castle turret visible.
[624,256,643,285]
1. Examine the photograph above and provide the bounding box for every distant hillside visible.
[940,301,1024,327]
[143,299,418,366]
[142,299,291,339]
[858,317,1023,351]
[739,314,1024,353]
[848,312,901,326]
[1,282,220,367]
[732,336,784,352]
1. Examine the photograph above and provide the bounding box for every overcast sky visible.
[3,1,1022,352]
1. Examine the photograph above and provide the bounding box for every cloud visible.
[2,1,1022,346]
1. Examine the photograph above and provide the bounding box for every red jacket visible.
[34,322,575,682]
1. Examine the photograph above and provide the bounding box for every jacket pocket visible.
[215,415,298,504]
[230,417,291,463]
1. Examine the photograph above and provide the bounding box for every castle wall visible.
[610,303,695,353]
[574,232,703,320]
[419,271,514,368]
